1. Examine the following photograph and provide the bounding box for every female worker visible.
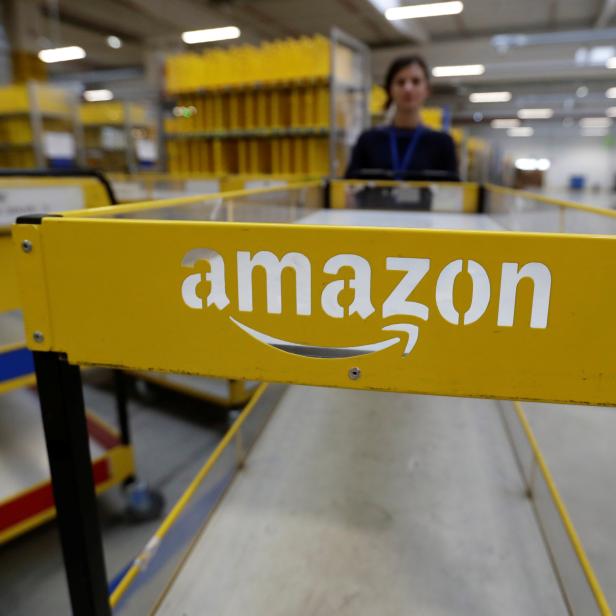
[345,55,458,179]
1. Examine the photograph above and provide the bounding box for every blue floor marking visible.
[0,346,34,384]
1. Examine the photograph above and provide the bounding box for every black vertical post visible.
[477,183,487,213]
[112,369,131,446]
[323,179,331,209]
[34,351,111,616]
[112,369,136,487]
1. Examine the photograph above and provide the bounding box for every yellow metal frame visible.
[485,183,616,220]
[132,371,257,408]
[111,183,322,404]
[0,411,134,544]
[0,174,135,542]
[10,181,616,612]
[508,402,612,616]
[59,179,323,219]
[0,373,36,395]
[107,173,320,203]
[329,179,480,212]
[485,183,614,615]
[0,177,111,210]
[1,174,115,359]
[0,176,113,311]
[110,383,269,608]
[107,387,614,615]
[0,230,20,312]
[13,211,616,405]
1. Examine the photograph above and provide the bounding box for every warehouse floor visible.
[2,371,615,615]
[154,386,566,616]
[0,371,227,616]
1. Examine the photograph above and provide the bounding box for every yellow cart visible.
[12,181,615,615]
[0,171,155,544]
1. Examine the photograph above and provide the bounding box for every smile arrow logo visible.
[230,317,420,359]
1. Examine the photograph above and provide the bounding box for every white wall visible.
[472,127,616,190]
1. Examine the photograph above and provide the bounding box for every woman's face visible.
[389,63,429,112]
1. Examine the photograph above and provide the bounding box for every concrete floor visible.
[156,387,566,616]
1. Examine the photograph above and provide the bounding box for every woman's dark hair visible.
[383,55,430,110]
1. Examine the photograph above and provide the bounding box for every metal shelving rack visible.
[80,101,156,174]
[0,82,84,169]
[328,27,370,178]
[160,28,370,178]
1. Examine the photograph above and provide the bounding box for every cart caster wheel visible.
[133,379,160,405]
[124,481,164,522]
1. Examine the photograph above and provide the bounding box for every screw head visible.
[21,240,32,253]
[348,367,361,380]
[33,331,44,343]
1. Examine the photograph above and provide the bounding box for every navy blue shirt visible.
[345,126,458,179]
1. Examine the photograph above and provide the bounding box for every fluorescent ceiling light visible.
[592,46,615,63]
[386,1,463,20]
[608,57,616,69]
[515,158,550,171]
[606,87,616,98]
[491,118,520,128]
[494,30,616,52]
[38,46,86,63]
[469,91,511,103]
[107,35,122,49]
[432,64,485,77]
[579,117,612,128]
[84,89,113,102]
[536,158,550,171]
[517,108,553,119]
[507,127,534,137]
[580,128,609,136]
[606,107,616,117]
[577,46,615,66]
[182,26,240,44]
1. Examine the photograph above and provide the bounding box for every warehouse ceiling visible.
[14,0,616,121]
[30,0,616,65]
[207,0,610,45]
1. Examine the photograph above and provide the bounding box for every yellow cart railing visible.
[0,171,138,545]
[11,180,616,615]
[485,183,616,616]
[329,178,481,212]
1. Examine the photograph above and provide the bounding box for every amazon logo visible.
[180,248,552,359]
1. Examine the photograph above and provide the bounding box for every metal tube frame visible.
[12,174,124,614]
[33,351,111,616]
[19,181,615,616]
[27,81,46,169]
[328,27,371,179]
[123,101,138,175]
